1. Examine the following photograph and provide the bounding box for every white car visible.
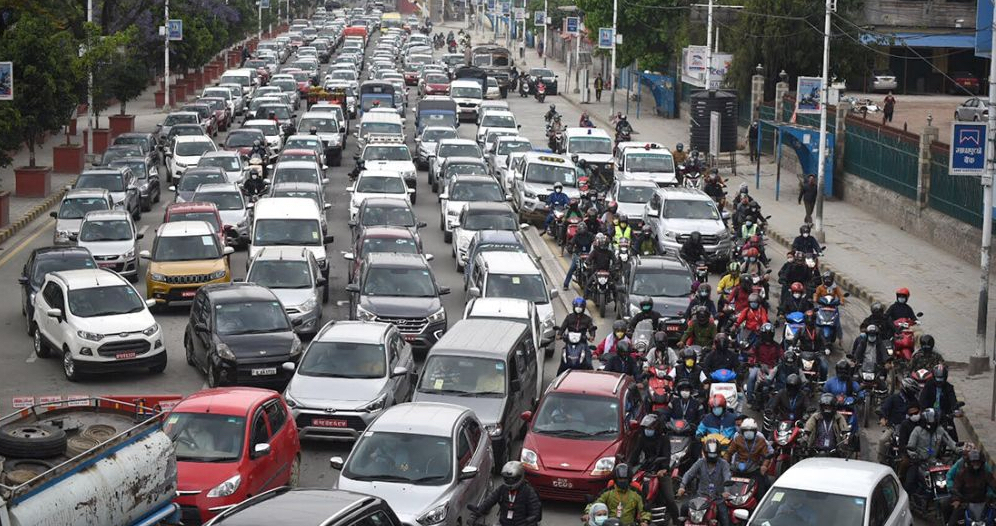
[451,202,519,268]
[197,150,246,183]
[168,135,217,179]
[415,126,458,170]
[475,110,518,147]
[615,141,678,186]
[429,139,482,193]
[191,183,251,245]
[243,119,284,152]
[439,176,508,243]
[32,268,163,381]
[74,210,142,282]
[609,179,661,219]
[488,136,532,178]
[358,141,418,201]
[348,169,413,221]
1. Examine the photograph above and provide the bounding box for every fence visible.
[928,142,985,228]
[842,120,919,200]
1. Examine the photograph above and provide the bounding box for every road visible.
[0,24,933,525]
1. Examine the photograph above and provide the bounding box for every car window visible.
[456,423,473,469]
[869,477,899,526]
[42,282,63,309]
[250,409,269,447]
[263,399,288,436]
[465,419,483,450]
[354,510,400,526]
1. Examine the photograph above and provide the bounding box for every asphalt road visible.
[0,25,933,525]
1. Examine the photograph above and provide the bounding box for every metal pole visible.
[258,1,262,40]
[164,0,170,111]
[975,0,996,376]
[813,0,832,237]
[608,0,617,117]
[704,0,713,89]
[542,0,548,66]
[574,23,580,93]
[87,0,93,159]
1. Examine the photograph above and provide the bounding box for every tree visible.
[0,13,79,168]
[103,28,148,115]
[575,0,688,71]
[76,22,134,127]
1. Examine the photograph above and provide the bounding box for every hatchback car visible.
[436,157,490,199]
[451,202,520,270]
[198,151,247,183]
[332,403,493,526]
[171,166,228,203]
[108,156,161,212]
[246,247,326,337]
[439,176,508,243]
[203,488,403,526]
[98,144,144,167]
[20,247,96,336]
[191,183,251,246]
[349,197,424,243]
[141,221,234,307]
[75,167,142,220]
[50,189,113,245]
[74,209,142,281]
[168,387,301,525]
[348,170,412,220]
[283,320,416,441]
[169,135,218,180]
[429,139,483,193]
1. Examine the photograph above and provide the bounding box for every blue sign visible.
[487,0,495,11]
[167,19,182,41]
[598,28,613,49]
[260,0,270,7]
[501,1,510,15]
[534,11,545,26]
[950,122,988,175]
[978,0,993,57]
[565,16,579,35]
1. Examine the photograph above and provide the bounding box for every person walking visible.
[798,174,818,225]
[883,91,896,124]
[594,73,604,102]
[747,119,760,162]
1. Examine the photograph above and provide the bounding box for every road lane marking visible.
[26,350,36,364]
[0,218,54,269]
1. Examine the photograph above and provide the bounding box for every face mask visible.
[743,431,756,440]
[898,297,907,304]
[746,222,753,227]
[643,429,655,438]
[712,407,724,417]
[749,302,759,309]
[614,219,619,225]
[803,233,810,238]
[685,359,695,368]
[614,331,625,339]
[792,293,803,299]
[868,335,877,342]
[594,516,608,526]
[574,307,584,314]
[698,291,708,298]
[680,390,691,399]
[909,413,921,422]
[706,456,718,464]
[642,305,651,312]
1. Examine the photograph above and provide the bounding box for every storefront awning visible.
[861,32,976,49]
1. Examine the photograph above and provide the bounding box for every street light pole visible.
[87,0,93,160]
[814,0,833,238]
[164,0,170,111]
[542,0,548,66]
[704,0,713,89]
[608,0,617,117]
[976,0,996,377]
[258,0,263,40]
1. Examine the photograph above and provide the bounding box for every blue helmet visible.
[572,297,586,311]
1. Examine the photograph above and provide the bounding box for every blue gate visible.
[639,72,676,118]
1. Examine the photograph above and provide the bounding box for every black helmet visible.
[933,363,948,383]
[612,319,627,334]
[549,104,556,111]
[613,463,632,487]
[783,349,798,366]
[819,392,835,415]
[923,408,939,430]
[821,270,834,284]
[835,359,851,380]
[800,224,811,235]
[616,341,632,355]
[640,413,659,431]
[900,377,919,399]
[618,213,629,223]
[689,231,701,244]
[694,306,710,323]
[501,461,525,489]
[639,297,654,312]
[870,302,885,316]
[786,373,802,393]
[920,334,935,353]
[713,333,729,352]
[680,347,697,361]
[576,222,588,235]
[704,438,721,462]
[676,143,684,152]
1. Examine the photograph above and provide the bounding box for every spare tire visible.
[0,424,68,459]
[65,435,100,457]
[80,424,117,442]
[3,458,55,485]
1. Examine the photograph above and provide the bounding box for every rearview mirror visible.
[459,466,479,481]
[223,246,235,256]
[425,254,434,262]
[330,456,344,470]
[733,510,750,521]
[520,410,533,422]
[252,443,271,458]
[345,283,360,293]
[438,285,451,295]
[139,250,151,259]
[282,361,296,372]
[391,366,409,377]
[145,299,157,308]
[324,235,335,244]
[47,308,63,319]
[468,286,481,298]
[343,252,355,261]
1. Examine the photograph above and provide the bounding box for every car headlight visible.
[77,330,104,342]
[417,504,447,526]
[283,393,299,409]
[150,272,167,282]
[447,208,459,216]
[361,394,387,412]
[175,161,187,169]
[663,231,677,241]
[329,134,341,144]
[486,423,503,437]
[520,448,539,470]
[524,190,536,199]
[206,474,242,498]
[208,269,227,280]
[356,305,377,321]
[427,307,446,323]
[591,456,616,476]
[125,248,135,259]
[289,337,303,357]
[216,342,236,360]
[55,230,71,241]
[298,297,317,312]
[142,323,160,337]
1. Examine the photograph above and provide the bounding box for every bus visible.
[380,12,403,33]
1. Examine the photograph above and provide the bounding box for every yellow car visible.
[140,220,233,307]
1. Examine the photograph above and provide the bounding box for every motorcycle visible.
[909,455,954,523]
[683,169,703,190]
[590,269,615,317]
[693,261,709,285]
[858,361,888,428]
[815,294,845,348]
[799,349,825,392]
[956,502,996,526]
[631,319,656,361]
[448,41,457,53]
[782,311,805,350]
[560,215,583,256]
[548,204,567,242]
[682,494,728,526]
[727,461,763,523]
[765,418,806,477]
[519,78,531,97]
[645,364,674,413]
[615,128,632,148]
[667,419,696,482]
[559,331,594,372]
[709,369,743,415]
[535,82,547,103]
[891,317,918,361]
[833,393,861,440]
[547,128,562,152]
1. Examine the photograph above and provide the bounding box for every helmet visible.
[572,297,586,313]
[681,347,697,362]
[911,368,934,385]
[640,413,659,431]
[896,287,910,297]
[783,350,798,366]
[676,379,693,393]
[642,224,652,234]
[740,418,759,432]
[554,182,564,191]
[704,438,721,462]
[694,306,710,323]
[793,251,805,263]
[595,233,608,247]
[760,322,774,336]
[253,139,262,146]
[549,104,556,110]
[709,393,727,410]
[309,126,318,134]
[676,143,684,152]
[835,359,851,379]
[607,201,618,213]
[640,297,654,312]
[727,261,741,275]
[689,231,701,244]
[786,373,802,392]
[739,182,749,194]
[800,224,811,235]
[933,363,948,383]
[900,377,920,398]
[576,222,589,235]
[613,463,632,487]
[866,324,879,336]
[919,334,935,352]
[612,319,627,335]
[713,333,729,352]
[620,114,628,121]
[790,282,805,294]
[616,341,632,355]
[968,450,983,467]
[618,213,629,223]
[922,407,938,429]
[821,270,834,283]
[819,393,835,414]
[745,247,760,259]
[501,461,525,489]
[870,302,885,316]
[748,293,760,305]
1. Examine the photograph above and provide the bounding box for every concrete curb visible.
[0,183,71,246]
[523,228,574,315]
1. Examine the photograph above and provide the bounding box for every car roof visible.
[201,150,240,158]
[168,111,199,118]
[358,169,405,179]
[316,320,392,344]
[157,220,215,237]
[365,252,429,268]
[33,246,93,260]
[634,255,688,271]
[448,175,497,185]
[174,387,278,416]
[430,319,529,358]
[564,127,611,139]
[244,119,281,127]
[521,151,572,166]
[772,458,891,497]
[50,268,128,289]
[616,179,659,189]
[357,225,416,239]
[479,251,540,274]
[369,402,468,436]
[617,141,669,153]
[253,197,321,218]
[271,181,322,191]
[655,187,713,201]
[552,370,630,396]
[275,160,321,169]
[194,183,241,194]
[466,297,533,319]
[463,202,515,214]
[210,487,384,524]
[451,79,482,87]
[253,247,314,262]
[173,135,214,144]
[166,202,220,214]
[202,282,279,303]
[361,196,411,208]
[443,156,487,166]
[481,110,515,118]
[82,209,131,222]
[473,230,524,245]
[439,138,478,146]
[65,188,111,199]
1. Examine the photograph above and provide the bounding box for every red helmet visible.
[896,287,910,297]
[745,247,760,258]
[911,368,934,385]
[709,393,727,410]
[749,235,761,245]
[789,282,805,294]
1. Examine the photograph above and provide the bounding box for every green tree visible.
[575,0,688,71]
[0,13,79,168]
[76,22,135,127]
[103,27,148,115]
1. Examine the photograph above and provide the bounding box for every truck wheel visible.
[0,423,68,458]
[4,459,55,484]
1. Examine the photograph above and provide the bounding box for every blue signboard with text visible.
[950,122,988,176]
[565,17,579,35]
[167,19,183,41]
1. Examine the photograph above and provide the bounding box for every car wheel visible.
[184,336,195,366]
[33,329,49,358]
[444,230,452,243]
[410,192,417,204]
[207,361,220,388]
[141,197,151,212]
[974,114,980,122]
[63,349,79,382]
[323,283,330,303]
[154,188,161,204]
[288,455,301,487]
[132,206,142,221]
[25,309,34,336]
[149,353,167,374]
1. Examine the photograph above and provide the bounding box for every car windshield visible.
[617,185,658,203]
[179,172,225,191]
[360,122,403,136]
[632,269,692,297]
[419,355,506,396]
[199,156,241,171]
[423,128,458,142]
[449,181,504,201]
[330,70,355,80]
[77,174,125,192]
[221,75,250,87]
[113,136,147,150]
[260,106,291,120]
[569,136,612,154]
[164,114,198,126]
[170,212,220,231]
[166,413,245,463]
[272,80,297,92]
[446,163,488,177]
[79,219,132,242]
[226,132,260,147]
[439,144,482,158]
[363,146,411,161]
[425,74,449,84]
[109,161,147,178]
[530,68,554,77]
[362,236,418,255]
[175,141,214,157]
[273,188,320,203]
[485,273,547,302]
[194,191,243,211]
[464,211,517,231]
[68,284,145,317]
[451,86,482,98]
[59,197,109,219]
[153,234,221,261]
[274,167,319,184]
[169,126,204,140]
[254,219,322,246]
[249,122,281,136]
[300,117,340,132]
[284,138,321,150]
[343,432,452,485]
[497,140,531,155]
[751,487,866,526]
[356,176,407,194]
[32,255,96,287]
[248,260,312,289]
[279,153,318,164]
[362,266,435,297]
[627,152,675,172]
[482,115,516,128]
[361,204,415,227]
[663,199,720,220]
[525,163,576,186]
[214,301,290,334]
[298,341,386,378]
[361,97,395,111]
[532,392,620,438]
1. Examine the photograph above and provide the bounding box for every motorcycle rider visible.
[725,418,773,497]
[852,324,890,371]
[735,293,768,344]
[600,201,619,230]
[746,323,783,405]
[717,261,741,296]
[603,341,643,380]
[677,438,733,526]
[629,296,663,332]
[727,277,754,316]
[242,169,267,198]
[791,225,822,255]
[679,231,707,265]
[613,214,633,246]
[544,104,559,123]
[796,310,830,381]
[595,319,631,361]
[585,233,616,299]
[877,377,921,463]
[770,350,805,393]
[248,138,268,162]
[703,170,726,203]
[685,283,717,319]
[777,251,815,302]
[673,143,688,166]
[563,222,594,290]
[918,363,961,441]
[583,464,650,526]
[697,394,739,440]
[681,306,717,349]
[541,182,570,236]
[804,392,850,453]
[559,297,596,340]
[467,461,542,526]
[948,450,996,526]
[909,334,945,372]
[886,287,918,325]
[629,414,681,525]
[812,270,846,306]
[824,360,865,439]
[905,407,959,494]
[671,347,709,395]
[766,373,809,424]
[738,215,760,241]
[583,206,602,234]
[703,333,739,375]
[633,224,658,256]
[615,114,633,139]
[579,112,594,128]
[859,301,895,341]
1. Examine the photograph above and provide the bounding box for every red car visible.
[167,387,301,525]
[222,129,266,157]
[164,202,226,246]
[950,71,980,95]
[199,97,231,132]
[278,148,323,168]
[519,370,645,501]
[283,69,312,95]
[419,73,451,96]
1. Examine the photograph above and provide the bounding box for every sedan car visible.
[419,72,451,97]
[526,67,558,95]
[108,156,162,212]
[348,170,413,221]
[331,403,493,526]
[246,247,327,336]
[344,226,424,284]
[170,166,228,203]
[955,97,990,122]
[950,71,980,94]
[168,135,218,180]
[870,70,897,92]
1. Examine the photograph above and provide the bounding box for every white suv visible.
[32,268,164,381]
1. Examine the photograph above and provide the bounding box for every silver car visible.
[955,97,990,122]
[246,247,327,337]
[332,402,493,526]
[50,189,113,245]
[284,321,416,440]
[73,209,142,281]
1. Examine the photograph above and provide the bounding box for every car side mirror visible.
[438,286,451,295]
[194,322,208,332]
[520,410,533,422]
[139,250,151,259]
[343,252,355,261]
[468,286,481,298]
[391,365,409,377]
[46,308,63,319]
[330,456,345,470]
[223,246,235,256]
[417,221,427,229]
[49,211,58,218]
[291,317,304,327]
[252,443,271,459]
[145,299,157,308]
[459,465,479,481]
[282,361,296,372]
[345,283,360,293]
[733,510,750,522]
[18,276,28,285]
[323,235,335,244]
[136,233,144,240]
[168,186,177,192]
[68,234,78,242]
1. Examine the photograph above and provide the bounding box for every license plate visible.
[115,352,137,360]
[97,262,116,268]
[551,478,573,489]
[402,334,417,341]
[312,418,348,428]
[181,290,196,298]
[251,367,277,376]
[667,325,681,332]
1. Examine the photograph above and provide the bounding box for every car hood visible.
[78,239,134,257]
[523,182,581,198]
[176,462,240,493]
[617,201,645,218]
[418,141,438,154]
[359,295,441,317]
[351,191,408,208]
[629,295,687,319]
[661,218,726,238]
[174,154,203,167]
[412,393,504,427]
[624,171,678,184]
[217,331,297,357]
[55,218,84,233]
[336,478,446,522]
[74,310,154,334]
[524,433,621,472]
[271,288,316,309]
[149,258,226,276]
[364,160,415,172]
[287,373,388,407]
[574,153,614,165]
[176,190,196,202]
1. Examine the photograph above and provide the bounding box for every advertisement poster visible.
[680,46,731,89]
[598,28,613,49]
[167,19,183,41]
[796,76,823,114]
[0,62,11,101]
[534,11,545,26]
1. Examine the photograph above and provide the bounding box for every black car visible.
[527,67,558,95]
[98,144,144,166]
[622,255,694,339]
[348,197,426,244]
[19,247,97,336]
[204,487,404,526]
[112,132,161,165]
[185,283,303,388]
[108,156,162,212]
[345,253,449,351]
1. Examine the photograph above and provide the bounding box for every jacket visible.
[779,295,813,316]
[879,392,914,427]
[909,349,945,373]
[586,487,650,526]
[918,380,959,417]
[907,425,957,460]
[595,333,630,360]
[798,180,818,205]
[696,411,738,439]
[716,273,741,294]
[560,312,595,337]
[804,412,850,449]
[859,313,894,339]
[824,377,863,400]
[853,337,890,368]
[947,458,996,498]
[766,390,807,422]
[952,465,996,503]
[670,365,708,393]
[629,310,662,332]
[588,247,614,272]
[680,458,732,497]
[569,231,594,255]
[886,301,916,323]
[703,349,739,375]
[603,353,643,380]
[754,341,783,368]
[796,326,827,354]
[547,191,570,208]
[682,321,716,348]
[777,262,813,290]
[813,283,845,305]
[668,396,703,423]
[630,432,672,472]
[613,224,633,244]
[736,307,769,332]
[791,235,821,254]
[685,297,717,319]
[475,484,542,526]
[728,286,752,314]
[680,240,706,264]
[725,434,774,468]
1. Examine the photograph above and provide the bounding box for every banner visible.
[598,28,614,49]
[680,46,731,89]
[0,62,11,101]
[534,10,545,26]
[796,76,823,115]
[167,19,183,41]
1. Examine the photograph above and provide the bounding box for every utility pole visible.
[813,0,833,239]
[542,0,548,66]
[87,0,93,160]
[164,0,170,111]
[704,0,713,89]
[977,0,996,378]
[258,0,263,40]
[608,0,617,117]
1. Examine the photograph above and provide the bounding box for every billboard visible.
[565,16,579,35]
[796,76,823,115]
[534,10,545,25]
[0,62,11,101]
[681,46,731,89]
[167,19,183,41]
[598,28,614,49]
[950,122,988,176]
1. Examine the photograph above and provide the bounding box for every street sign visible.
[534,10,546,26]
[598,28,613,49]
[950,122,988,176]
[0,61,11,101]
[514,7,525,20]
[260,0,270,7]
[565,16,579,35]
[167,19,183,41]
[501,1,510,14]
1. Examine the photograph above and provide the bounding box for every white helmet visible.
[740,418,759,432]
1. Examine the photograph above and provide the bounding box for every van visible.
[467,251,557,349]
[463,297,548,392]
[615,141,678,186]
[249,197,334,280]
[450,79,484,121]
[355,111,404,150]
[412,318,538,467]
[219,68,255,97]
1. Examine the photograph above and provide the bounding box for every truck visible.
[470,45,514,92]
[0,397,181,526]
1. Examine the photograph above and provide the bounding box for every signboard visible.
[0,62,11,101]
[167,19,183,41]
[950,122,988,176]
[534,10,546,26]
[514,7,525,20]
[487,0,496,12]
[501,1,510,14]
[680,46,730,89]
[11,396,34,409]
[795,76,823,115]
[977,0,992,58]
[598,28,614,49]
[565,16,580,35]
[709,111,721,159]
[260,0,270,7]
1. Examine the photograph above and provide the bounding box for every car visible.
[520,370,645,501]
[32,268,164,381]
[561,127,614,174]
[950,71,979,94]
[526,67,558,94]
[169,387,301,526]
[510,152,582,222]
[429,139,483,193]
[75,167,142,220]
[621,255,694,334]
[870,70,897,92]
[197,151,247,183]
[643,187,733,264]
[481,129,519,158]
[490,138,533,190]
[609,179,661,219]
[20,247,97,336]
[50,189,114,245]
[246,247,327,336]
[614,142,678,187]
[343,226,424,284]
[357,139,418,199]
[414,126,458,170]
[282,135,326,162]
[202,487,404,526]
[141,221,235,307]
[250,197,333,279]
[413,318,538,466]
[184,283,303,387]
[180,103,219,136]
[74,210,143,281]
[191,183,251,246]
[168,135,218,181]
[419,72,451,96]
[271,160,327,188]
[243,119,285,152]
[268,181,331,233]
[157,111,200,142]
[98,144,144,167]
[164,202,226,246]
[485,76,500,99]
[345,253,449,351]
[111,131,160,165]
[451,202,520,269]
[463,296,547,364]
[738,458,911,526]
[283,320,416,440]
[331,402,493,526]
[277,148,325,170]
[348,170,412,221]
[450,79,484,121]
[222,128,268,159]
[462,230,529,291]
[108,156,162,212]
[439,176,508,242]
[199,97,232,132]
[170,166,228,204]
[201,87,239,118]
[356,111,405,150]
[466,251,557,343]
[955,97,990,122]
[298,111,346,166]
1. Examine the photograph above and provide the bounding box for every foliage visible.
[575,0,687,71]
[76,22,135,124]
[103,27,148,115]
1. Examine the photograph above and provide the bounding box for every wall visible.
[861,0,977,29]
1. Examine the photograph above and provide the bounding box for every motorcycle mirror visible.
[916,312,924,318]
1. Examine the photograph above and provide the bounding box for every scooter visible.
[815,294,845,347]
[909,454,954,524]
[891,317,918,361]
[957,502,996,526]
[519,78,531,97]
[560,215,583,256]
[709,369,743,415]
[782,311,805,350]
[727,461,763,523]
[645,364,674,413]
[558,331,594,373]
[535,82,547,103]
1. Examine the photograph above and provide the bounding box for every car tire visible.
[32,330,49,358]
[443,230,452,243]
[149,353,167,374]
[154,189,161,204]
[289,455,301,487]
[63,349,79,382]
[141,198,151,212]
[25,310,34,337]
[127,272,139,284]
[0,424,67,459]
[184,336,195,366]
[206,361,219,388]
[132,206,142,222]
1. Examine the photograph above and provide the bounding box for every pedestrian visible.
[883,91,896,124]
[537,40,544,58]
[519,39,525,60]
[799,174,818,225]
[747,119,759,162]
[240,45,250,67]
[594,73,604,102]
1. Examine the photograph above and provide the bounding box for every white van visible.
[355,111,404,150]
[615,141,678,186]
[466,251,557,351]
[450,79,484,121]
[219,68,256,97]
[249,197,333,279]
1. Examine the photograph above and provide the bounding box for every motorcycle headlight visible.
[216,342,236,360]
[208,269,228,280]
[77,330,104,342]
[206,474,242,498]
[729,492,750,506]
[417,504,447,526]
[520,448,539,470]
[150,272,167,283]
[356,305,377,321]
[360,394,387,412]
[802,359,814,369]
[142,323,160,337]
[427,307,446,323]
[861,372,876,381]
[591,456,616,476]
[597,276,608,285]
[689,509,706,524]
[486,423,503,437]
[934,475,947,489]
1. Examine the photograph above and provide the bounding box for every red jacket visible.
[595,333,630,360]
[728,286,751,314]
[755,342,783,368]
[736,307,769,332]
